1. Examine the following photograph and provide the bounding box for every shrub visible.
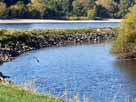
[87,6,96,19]
[0,29,94,44]
[9,1,25,18]
[0,2,8,19]
[112,5,136,58]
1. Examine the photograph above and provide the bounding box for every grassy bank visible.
[0,28,116,44]
[0,83,62,102]
[0,29,94,43]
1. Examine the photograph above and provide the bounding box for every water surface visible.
[0,43,136,102]
[0,22,120,29]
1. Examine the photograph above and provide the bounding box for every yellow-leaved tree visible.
[112,5,136,59]
[27,0,46,18]
[0,2,7,18]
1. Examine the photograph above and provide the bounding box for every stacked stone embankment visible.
[0,28,117,64]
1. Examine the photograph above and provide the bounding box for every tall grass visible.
[0,83,62,102]
[21,79,134,102]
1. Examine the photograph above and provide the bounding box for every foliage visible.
[44,0,69,19]
[87,6,96,19]
[97,0,115,10]
[27,0,46,18]
[0,83,62,102]
[119,0,130,18]
[0,0,136,19]
[0,28,95,44]
[112,5,136,57]
[0,2,7,18]
[96,0,119,18]
[72,0,95,17]
[9,1,25,18]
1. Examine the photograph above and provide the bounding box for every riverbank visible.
[0,83,62,102]
[0,28,117,64]
[0,19,122,24]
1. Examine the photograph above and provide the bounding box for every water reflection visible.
[115,60,136,79]
[114,60,136,101]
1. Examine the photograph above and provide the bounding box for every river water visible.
[0,43,136,102]
[0,22,120,29]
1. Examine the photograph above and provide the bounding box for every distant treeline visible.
[0,0,136,19]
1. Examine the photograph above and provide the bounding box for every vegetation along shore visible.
[0,0,136,20]
[112,5,136,60]
[0,83,62,102]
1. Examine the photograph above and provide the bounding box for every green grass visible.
[0,83,62,102]
[0,29,94,41]
[0,28,116,44]
[0,29,92,44]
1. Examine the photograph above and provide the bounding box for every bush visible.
[9,1,25,18]
[112,5,136,58]
[0,2,8,19]
[87,6,96,19]
[0,29,94,44]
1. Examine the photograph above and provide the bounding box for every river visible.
[0,22,120,29]
[0,43,136,102]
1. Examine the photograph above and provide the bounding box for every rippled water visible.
[0,22,120,29]
[0,43,136,102]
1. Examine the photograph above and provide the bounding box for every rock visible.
[0,72,10,83]
[0,72,10,79]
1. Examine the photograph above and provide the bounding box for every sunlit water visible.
[0,43,136,102]
[0,22,120,29]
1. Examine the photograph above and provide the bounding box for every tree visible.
[3,0,30,6]
[96,0,117,18]
[119,0,130,17]
[9,1,25,18]
[97,0,114,10]
[87,6,96,19]
[67,0,74,15]
[0,0,135,19]
[112,5,136,59]
[27,0,46,18]
[0,2,7,18]
[72,0,95,16]
[44,0,70,19]
[72,0,82,16]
